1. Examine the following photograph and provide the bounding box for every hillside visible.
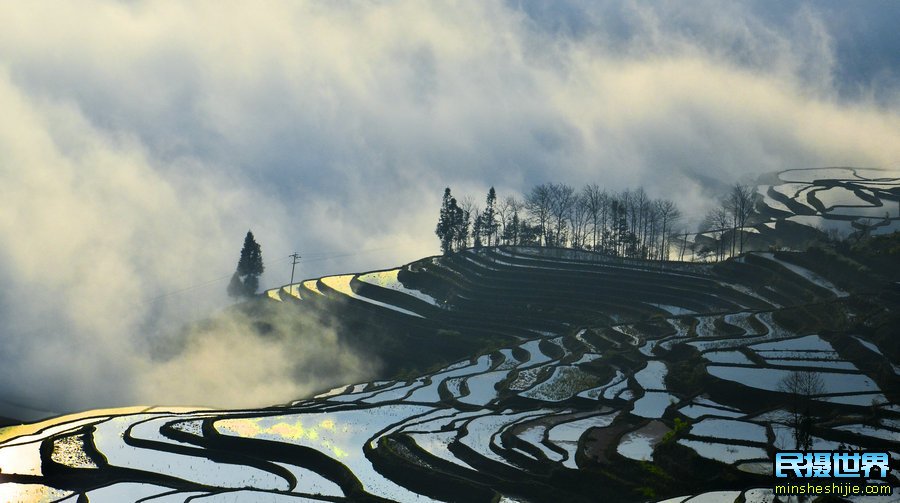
[687,167,900,258]
[1,235,898,501]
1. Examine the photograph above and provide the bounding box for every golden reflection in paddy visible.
[358,270,399,288]
[0,442,43,476]
[0,482,70,503]
[0,406,142,444]
[302,280,324,295]
[285,284,302,299]
[217,416,350,459]
[0,406,210,445]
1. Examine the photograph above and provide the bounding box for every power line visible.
[300,246,398,262]
[145,254,294,303]
[145,245,405,302]
[145,273,234,303]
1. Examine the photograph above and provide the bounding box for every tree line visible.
[436,184,683,260]
[436,182,759,262]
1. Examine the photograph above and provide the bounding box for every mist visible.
[138,303,379,409]
[0,0,898,417]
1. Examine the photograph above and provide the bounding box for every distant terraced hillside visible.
[757,168,899,234]
[2,238,898,502]
[720,168,898,253]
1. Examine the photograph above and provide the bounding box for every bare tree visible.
[569,193,591,249]
[728,184,756,254]
[456,196,478,250]
[582,184,606,250]
[673,226,690,261]
[547,183,576,247]
[779,370,825,450]
[701,206,731,261]
[610,196,628,256]
[656,200,681,260]
[468,181,683,258]
[633,188,649,252]
[525,184,553,246]
[648,203,660,260]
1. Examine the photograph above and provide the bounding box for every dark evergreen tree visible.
[228,230,265,298]
[460,208,471,250]
[238,231,264,277]
[242,273,260,297]
[473,214,483,248]
[450,198,468,251]
[481,187,498,246]
[502,210,519,245]
[436,188,455,255]
[518,220,540,245]
[226,271,244,298]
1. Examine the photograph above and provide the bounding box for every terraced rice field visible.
[755,168,900,238]
[1,226,898,501]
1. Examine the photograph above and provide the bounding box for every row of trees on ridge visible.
[436,182,759,262]
[436,184,683,260]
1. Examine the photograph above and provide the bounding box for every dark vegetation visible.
[434,182,780,264]
[436,184,683,259]
[227,230,265,298]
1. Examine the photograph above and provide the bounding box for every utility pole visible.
[289,252,301,286]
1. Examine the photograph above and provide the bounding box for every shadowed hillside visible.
[1,235,898,502]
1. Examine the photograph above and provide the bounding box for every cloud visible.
[138,304,378,409]
[0,0,897,415]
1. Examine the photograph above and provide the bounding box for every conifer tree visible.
[502,210,519,245]
[228,230,265,298]
[238,231,264,275]
[227,271,244,298]
[460,209,470,250]
[242,273,260,297]
[436,188,455,255]
[481,187,498,246]
[473,214,483,248]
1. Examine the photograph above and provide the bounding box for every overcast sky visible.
[1,0,898,415]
